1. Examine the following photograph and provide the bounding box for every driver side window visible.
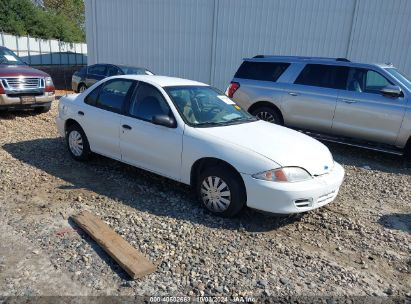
[347,68,392,94]
[129,82,172,122]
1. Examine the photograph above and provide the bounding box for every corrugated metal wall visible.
[85,0,411,90]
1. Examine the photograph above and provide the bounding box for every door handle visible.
[78,111,84,116]
[288,92,299,96]
[341,99,357,104]
[122,124,132,130]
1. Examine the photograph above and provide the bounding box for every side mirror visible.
[380,85,402,98]
[152,114,176,128]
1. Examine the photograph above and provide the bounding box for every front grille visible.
[2,77,44,90]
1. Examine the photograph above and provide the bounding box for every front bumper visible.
[0,93,54,109]
[242,162,345,214]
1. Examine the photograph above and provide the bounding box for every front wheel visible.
[78,83,87,93]
[196,166,246,217]
[251,106,283,125]
[66,123,91,161]
[34,105,51,114]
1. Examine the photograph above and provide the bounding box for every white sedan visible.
[56,75,344,217]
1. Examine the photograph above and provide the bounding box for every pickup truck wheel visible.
[66,123,91,161]
[34,105,51,114]
[251,106,283,125]
[196,166,246,217]
[78,83,87,93]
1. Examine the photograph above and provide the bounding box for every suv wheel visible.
[196,166,246,217]
[34,105,51,114]
[251,106,283,125]
[66,123,91,161]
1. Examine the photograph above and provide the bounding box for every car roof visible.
[244,55,396,69]
[108,75,209,87]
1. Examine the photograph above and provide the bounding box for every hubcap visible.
[200,176,231,212]
[68,130,83,157]
[256,111,275,123]
[79,86,86,93]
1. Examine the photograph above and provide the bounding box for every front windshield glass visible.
[386,68,411,90]
[122,67,154,75]
[165,86,256,127]
[0,48,25,65]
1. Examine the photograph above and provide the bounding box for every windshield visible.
[165,86,256,127]
[386,68,411,90]
[0,48,25,65]
[122,67,154,75]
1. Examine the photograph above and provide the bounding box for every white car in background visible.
[56,75,344,217]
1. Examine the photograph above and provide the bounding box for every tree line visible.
[0,0,85,43]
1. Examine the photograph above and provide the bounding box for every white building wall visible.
[85,0,411,90]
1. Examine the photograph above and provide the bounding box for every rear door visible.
[78,78,135,159]
[86,64,107,87]
[281,64,348,132]
[332,68,406,145]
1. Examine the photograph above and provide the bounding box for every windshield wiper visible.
[226,117,256,124]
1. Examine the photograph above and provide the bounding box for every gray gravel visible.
[0,102,410,299]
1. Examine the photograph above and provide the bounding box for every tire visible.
[196,166,246,217]
[66,123,91,161]
[34,105,51,114]
[77,83,87,93]
[251,106,283,125]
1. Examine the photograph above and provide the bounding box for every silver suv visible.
[227,56,411,156]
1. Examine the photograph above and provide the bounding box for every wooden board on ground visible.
[72,211,156,279]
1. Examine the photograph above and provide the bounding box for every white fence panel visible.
[0,32,87,65]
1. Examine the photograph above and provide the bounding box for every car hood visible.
[0,65,49,77]
[197,120,334,176]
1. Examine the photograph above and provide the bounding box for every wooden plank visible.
[72,211,156,279]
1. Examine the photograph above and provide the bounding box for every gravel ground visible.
[0,101,410,300]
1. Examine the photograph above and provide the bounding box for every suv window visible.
[347,68,392,94]
[129,82,171,121]
[88,65,106,76]
[107,65,122,76]
[85,79,134,113]
[235,61,290,82]
[295,64,348,89]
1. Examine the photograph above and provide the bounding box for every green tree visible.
[0,0,85,42]
[43,0,85,31]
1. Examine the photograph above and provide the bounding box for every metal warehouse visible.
[85,0,411,90]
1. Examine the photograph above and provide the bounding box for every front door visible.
[120,81,183,181]
[86,64,107,87]
[332,68,406,145]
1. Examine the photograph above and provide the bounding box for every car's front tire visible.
[251,106,283,125]
[66,123,91,161]
[196,166,246,217]
[34,105,51,114]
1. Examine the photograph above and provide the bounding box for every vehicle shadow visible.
[325,142,411,175]
[2,137,302,233]
[378,213,411,234]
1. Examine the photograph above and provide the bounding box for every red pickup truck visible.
[0,46,55,113]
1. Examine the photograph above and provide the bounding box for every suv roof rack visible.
[251,55,351,62]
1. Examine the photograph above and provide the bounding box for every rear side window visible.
[88,65,107,76]
[235,61,290,82]
[107,65,122,76]
[97,79,134,113]
[295,64,348,89]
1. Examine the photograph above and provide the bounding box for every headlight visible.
[252,167,312,182]
[45,77,54,86]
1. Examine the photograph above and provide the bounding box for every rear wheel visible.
[78,83,87,93]
[251,106,283,125]
[66,123,91,161]
[196,166,246,217]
